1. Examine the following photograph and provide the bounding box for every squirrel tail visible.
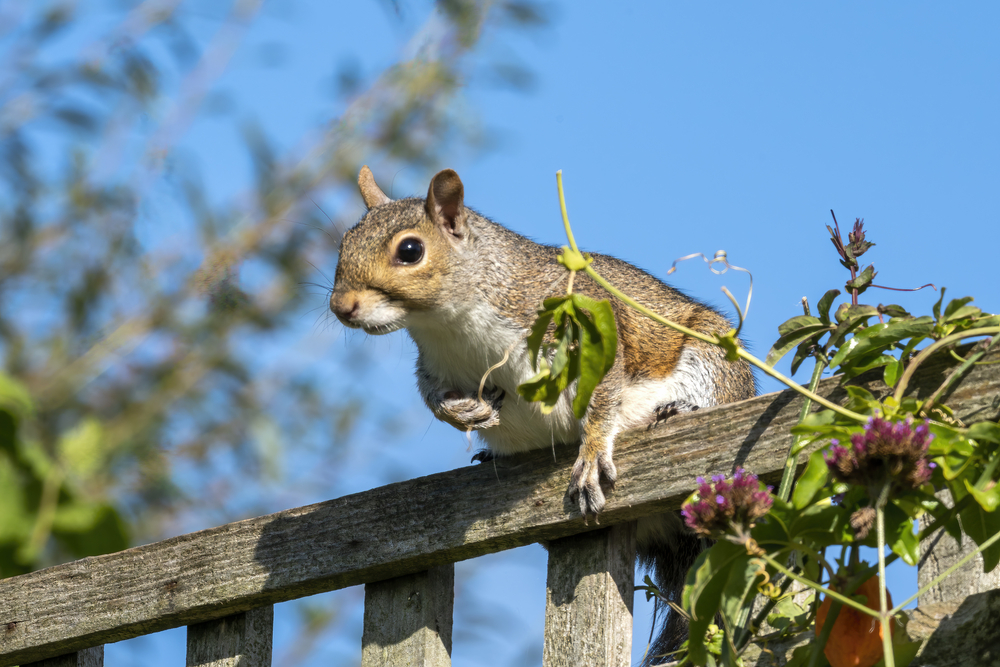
[636,513,706,666]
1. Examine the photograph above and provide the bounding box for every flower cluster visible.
[682,468,773,538]
[825,415,936,495]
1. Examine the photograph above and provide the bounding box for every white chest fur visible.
[405,303,581,455]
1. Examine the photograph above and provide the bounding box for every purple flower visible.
[825,415,936,494]
[681,468,774,538]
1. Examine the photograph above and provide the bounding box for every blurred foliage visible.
[0,0,547,579]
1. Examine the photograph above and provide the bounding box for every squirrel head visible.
[330,166,474,334]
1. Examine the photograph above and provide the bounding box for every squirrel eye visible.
[395,237,424,265]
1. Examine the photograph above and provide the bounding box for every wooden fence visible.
[2,349,999,667]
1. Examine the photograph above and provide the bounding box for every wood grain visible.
[186,606,272,667]
[1,350,997,665]
[361,565,454,666]
[543,523,635,667]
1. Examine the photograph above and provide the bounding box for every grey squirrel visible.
[330,167,757,661]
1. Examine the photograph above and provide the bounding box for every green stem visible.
[737,346,866,423]
[893,327,1000,404]
[581,263,868,423]
[766,541,838,581]
[874,483,895,667]
[891,523,1000,614]
[756,553,879,619]
[777,358,827,501]
[555,171,580,255]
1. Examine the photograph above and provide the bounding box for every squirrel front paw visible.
[433,386,504,431]
[567,449,617,519]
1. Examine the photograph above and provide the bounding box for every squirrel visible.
[330,166,757,661]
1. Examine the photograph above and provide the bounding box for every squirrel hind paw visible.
[650,400,700,428]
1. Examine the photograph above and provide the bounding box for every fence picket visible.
[543,522,636,667]
[186,606,273,667]
[361,564,454,666]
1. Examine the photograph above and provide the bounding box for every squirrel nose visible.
[330,293,359,321]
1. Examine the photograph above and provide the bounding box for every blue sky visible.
[87,1,999,664]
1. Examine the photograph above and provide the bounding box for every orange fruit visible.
[814,575,895,667]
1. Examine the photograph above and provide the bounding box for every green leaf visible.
[958,500,1000,572]
[790,503,852,547]
[968,421,1000,445]
[790,339,820,375]
[548,330,571,379]
[830,317,935,371]
[766,324,831,367]
[843,385,878,412]
[573,313,604,419]
[767,597,808,632]
[568,294,617,419]
[0,372,33,417]
[883,359,903,388]
[829,322,889,369]
[0,454,33,544]
[845,264,876,293]
[932,287,947,320]
[52,502,129,559]
[963,478,1000,512]
[58,417,106,479]
[516,359,570,414]
[817,289,841,326]
[525,308,554,369]
[793,450,831,509]
[572,294,617,376]
[834,303,879,324]
[879,304,911,318]
[826,305,878,353]
[778,315,823,337]
[719,556,766,638]
[683,541,747,665]
[945,305,982,323]
[841,352,896,381]
[943,296,975,320]
[884,503,920,566]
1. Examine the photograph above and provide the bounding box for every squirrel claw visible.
[471,449,495,464]
[567,451,617,518]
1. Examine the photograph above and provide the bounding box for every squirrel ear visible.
[358,166,392,209]
[426,169,467,238]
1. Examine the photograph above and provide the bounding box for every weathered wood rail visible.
[2,349,999,666]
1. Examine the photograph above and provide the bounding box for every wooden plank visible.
[22,646,103,667]
[361,565,454,666]
[1,349,998,665]
[542,523,635,667]
[186,606,273,667]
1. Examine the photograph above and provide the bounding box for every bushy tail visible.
[637,513,706,666]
